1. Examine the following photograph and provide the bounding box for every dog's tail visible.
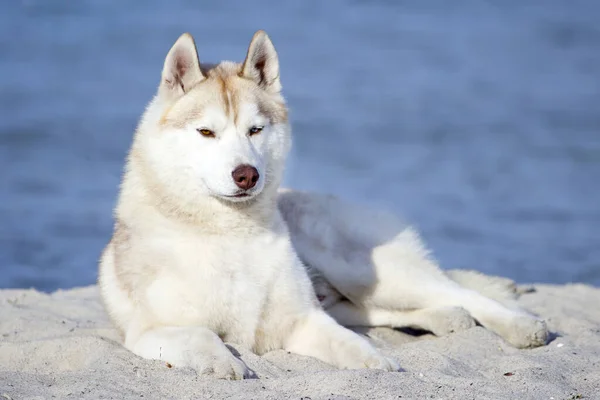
[445,269,533,307]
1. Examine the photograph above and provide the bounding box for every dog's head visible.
[133,31,290,207]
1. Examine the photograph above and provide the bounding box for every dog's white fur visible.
[99,31,548,379]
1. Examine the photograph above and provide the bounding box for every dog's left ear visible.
[241,30,281,93]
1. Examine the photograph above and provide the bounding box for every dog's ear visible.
[160,33,205,99]
[241,30,281,93]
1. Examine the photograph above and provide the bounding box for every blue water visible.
[1,1,599,291]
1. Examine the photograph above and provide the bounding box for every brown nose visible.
[231,165,259,190]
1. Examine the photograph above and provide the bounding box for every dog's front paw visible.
[285,311,401,372]
[130,327,254,380]
[334,335,401,372]
[191,352,252,380]
[362,352,401,372]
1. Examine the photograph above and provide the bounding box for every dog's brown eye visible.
[197,128,215,138]
[248,126,263,136]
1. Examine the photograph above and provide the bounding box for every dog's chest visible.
[146,231,293,346]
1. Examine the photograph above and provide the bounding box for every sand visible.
[1,284,599,400]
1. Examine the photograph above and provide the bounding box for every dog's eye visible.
[248,126,264,136]
[197,128,215,138]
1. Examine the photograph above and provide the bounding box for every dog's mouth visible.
[220,191,254,201]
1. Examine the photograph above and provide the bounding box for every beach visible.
[1,283,599,399]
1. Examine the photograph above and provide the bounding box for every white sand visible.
[1,284,599,400]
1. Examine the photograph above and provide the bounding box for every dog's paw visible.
[427,306,477,336]
[503,315,548,348]
[285,310,401,372]
[192,352,252,380]
[130,327,253,380]
[334,337,401,371]
[364,354,401,372]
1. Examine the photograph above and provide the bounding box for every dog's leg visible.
[284,309,400,371]
[125,325,251,379]
[413,281,548,348]
[278,191,548,348]
[326,301,476,336]
[365,232,549,348]
[369,238,548,347]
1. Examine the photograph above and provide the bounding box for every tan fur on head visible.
[160,62,287,129]
[158,31,286,128]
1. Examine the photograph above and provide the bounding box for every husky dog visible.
[99,31,548,379]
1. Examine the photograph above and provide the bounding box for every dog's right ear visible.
[159,33,205,99]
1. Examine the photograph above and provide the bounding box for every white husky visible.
[99,31,548,379]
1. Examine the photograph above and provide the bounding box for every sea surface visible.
[1,0,599,291]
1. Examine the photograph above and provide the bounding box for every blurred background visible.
[0,0,599,291]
